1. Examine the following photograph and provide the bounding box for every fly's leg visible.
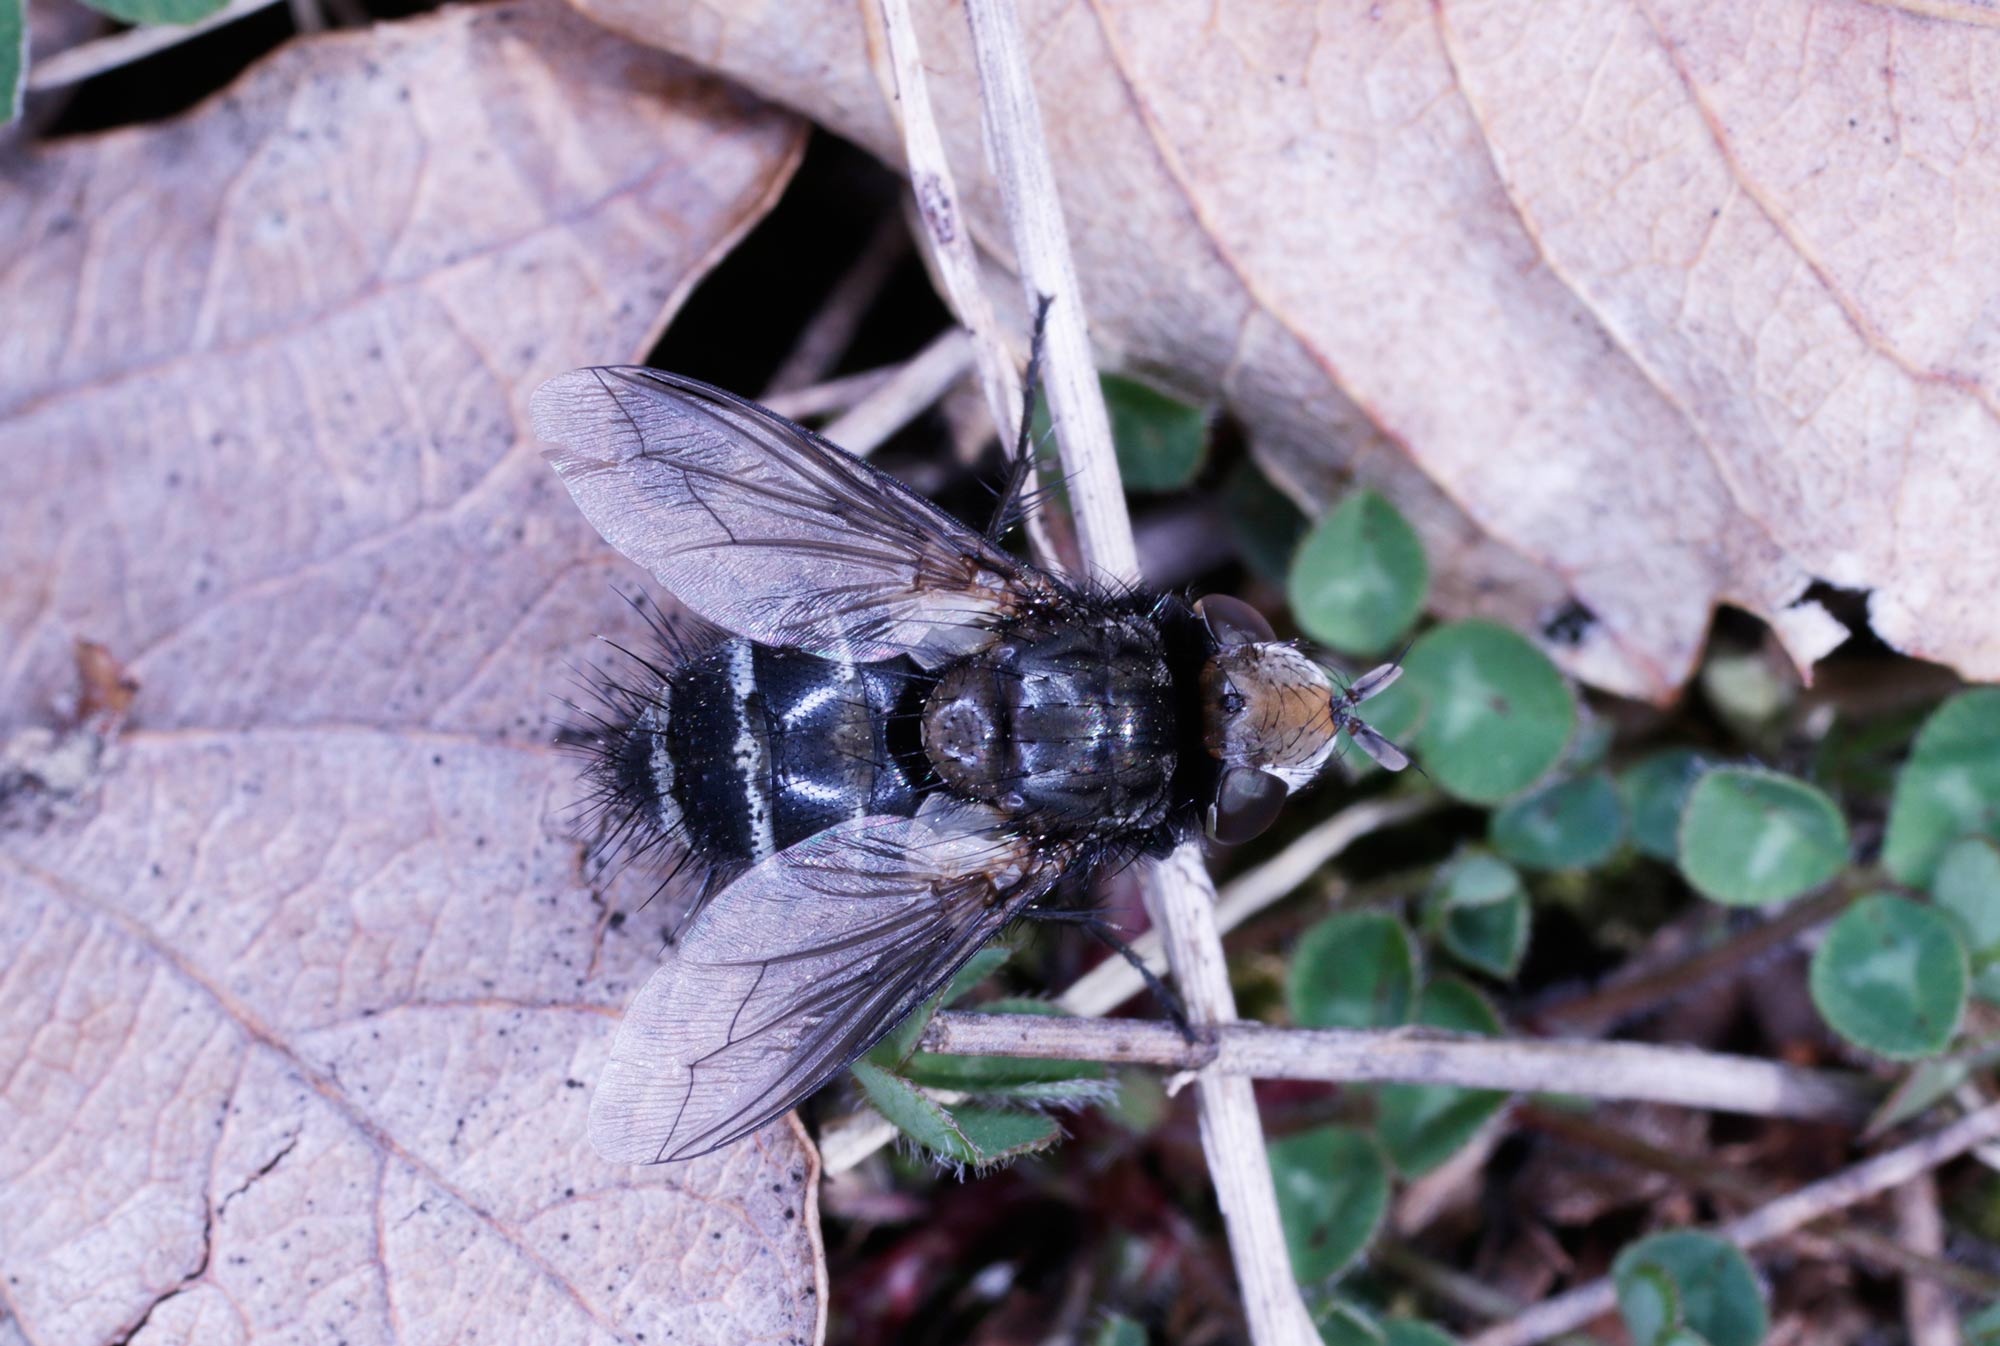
[1022,904,1197,1044]
[984,292,1056,544]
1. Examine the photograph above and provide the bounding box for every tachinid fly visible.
[532,363,1406,1165]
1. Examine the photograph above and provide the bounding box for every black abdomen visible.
[626,638,926,872]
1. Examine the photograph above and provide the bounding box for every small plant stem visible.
[959,1,1129,582]
[1465,1102,2000,1346]
[1893,1174,1958,1346]
[762,365,898,422]
[1529,885,1857,1034]
[28,0,284,91]
[763,213,911,395]
[1520,1106,2000,1300]
[871,0,1022,455]
[1369,1240,1536,1328]
[919,1013,1873,1123]
[818,327,974,455]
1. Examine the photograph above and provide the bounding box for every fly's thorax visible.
[920,617,1177,834]
[1199,642,1339,790]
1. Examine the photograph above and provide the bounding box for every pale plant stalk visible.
[866,0,1315,1338]
[871,0,1022,447]
[1893,1173,1956,1346]
[917,1013,1873,1123]
[29,0,283,90]
[764,213,911,395]
[762,365,898,422]
[818,328,974,456]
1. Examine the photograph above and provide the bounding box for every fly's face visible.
[1201,643,1340,781]
[1195,595,1408,845]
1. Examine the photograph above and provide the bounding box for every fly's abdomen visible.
[921,617,1176,834]
[647,638,923,869]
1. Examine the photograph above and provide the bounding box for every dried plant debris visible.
[0,5,826,1344]
[575,0,2000,699]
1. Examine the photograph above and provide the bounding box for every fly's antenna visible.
[1325,638,1418,774]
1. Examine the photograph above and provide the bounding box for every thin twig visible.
[918,1014,1874,1123]
[1894,1173,1958,1346]
[1520,1105,2000,1300]
[764,213,912,395]
[1137,849,1321,1346]
[959,0,1128,579]
[1059,792,1436,1018]
[1466,1102,2000,1346]
[27,0,282,91]
[286,0,324,36]
[763,364,898,422]
[1530,886,1856,1034]
[1369,1240,1534,1327]
[873,0,1070,571]
[819,327,974,456]
[872,0,1022,460]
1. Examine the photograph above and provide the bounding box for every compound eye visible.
[1206,766,1288,845]
[1195,594,1276,647]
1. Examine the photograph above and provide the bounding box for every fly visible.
[533,351,1407,1164]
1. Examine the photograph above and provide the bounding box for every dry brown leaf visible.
[0,5,824,1343]
[571,0,2000,700]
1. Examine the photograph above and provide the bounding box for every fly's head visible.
[1195,594,1409,845]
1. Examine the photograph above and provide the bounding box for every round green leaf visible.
[1810,893,1968,1059]
[1288,489,1429,656]
[1620,750,1717,863]
[1489,773,1625,871]
[1102,373,1208,492]
[1618,1263,1684,1346]
[1289,911,1420,1029]
[1677,767,1848,906]
[1935,836,2000,1002]
[1376,979,1507,1176]
[1403,620,1576,804]
[1966,1299,2000,1346]
[1425,852,1529,979]
[1884,688,2000,886]
[1613,1232,1767,1346]
[1268,1126,1389,1283]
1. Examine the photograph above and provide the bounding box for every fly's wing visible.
[589,808,1062,1165]
[533,367,1041,665]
